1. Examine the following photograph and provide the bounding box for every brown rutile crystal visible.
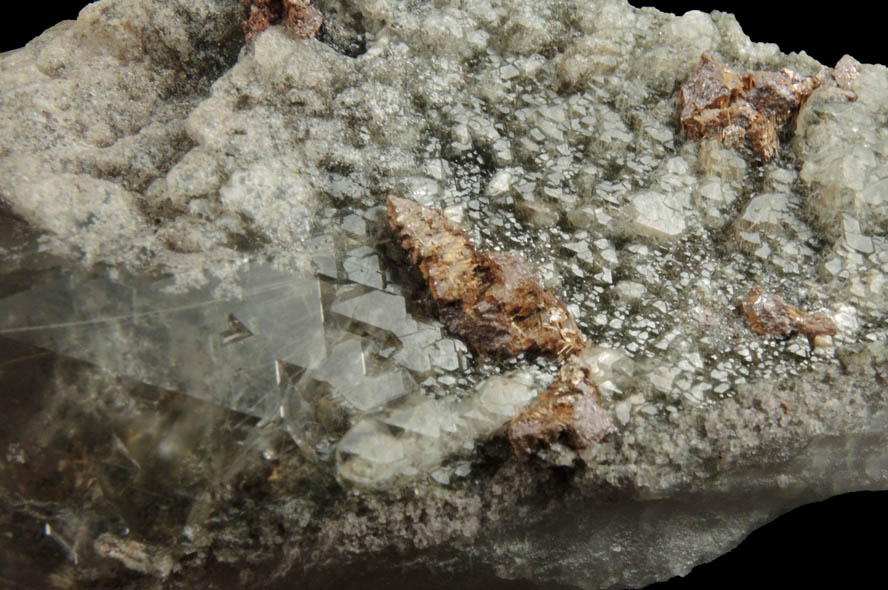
[387,195,586,358]
[738,286,838,345]
[680,52,859,161]
[508,350,616,455]
[242,0,322,42]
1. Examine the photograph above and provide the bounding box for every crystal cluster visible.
[242,0,322,41]
[680,52,860,161]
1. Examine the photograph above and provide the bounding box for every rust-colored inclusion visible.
[242,0,322,42]
[387,195,616,455]
[508,352,616,455]
[680,52,860,161]
[387,196,586,358]
[738,286,838,345]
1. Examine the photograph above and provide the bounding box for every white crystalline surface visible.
[0,1,886,589]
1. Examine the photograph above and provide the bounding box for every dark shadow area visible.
[650,490,888,589]
[1,5,87,52]
[630,1,882,66]
[287,558,574,590]
[8,3,881,65]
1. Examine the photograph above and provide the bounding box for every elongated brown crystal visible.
[738,286,837,345]
[386,195,586,358]
[508,350,616,455]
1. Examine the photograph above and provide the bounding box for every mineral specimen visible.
[387,195,614,455]
[242,0,322,41]
[387,195,586,358]
[680,52,859,161]
[508,348,617,455]
[1,1,886,589]
[738,286,838,344]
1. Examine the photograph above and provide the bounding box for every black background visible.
[1,2,885,589]
[0,2,883,65]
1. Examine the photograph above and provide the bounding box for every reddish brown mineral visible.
[738,286,838,345]
[508,350,616,455]
[387,195,586,358]
[242,0,322,42]
[680,52,859,161]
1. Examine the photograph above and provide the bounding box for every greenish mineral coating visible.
[0,0,886,589]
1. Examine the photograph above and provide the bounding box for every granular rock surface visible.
[0,1,886,589]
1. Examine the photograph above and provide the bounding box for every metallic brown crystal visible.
[738,286,838,344]
[386,195,586,358]
[680,53,859,161]
[508,351,616,455]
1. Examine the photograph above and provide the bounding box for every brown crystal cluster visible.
[387,196,586,358]
[738,286,838,345]
[387,195,614,455]
[680,53,860,161]
[508,351,616,455]
[242,0,322,42]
